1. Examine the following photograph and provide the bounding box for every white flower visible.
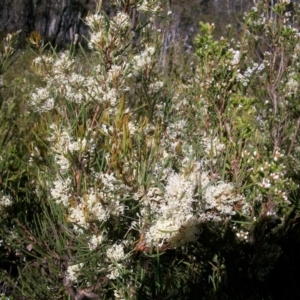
[142,163,210,248]
[107,200,125,216]
[257,63,265,72]
[201,135,225,158]
[53,52,75,75]
[137,0,161,12]
[132,46,155,74]
[230,49,240,66]
[259,178,271,189]
[102,87,119,106]
[89,30,110,50]
[107,65,123,84]
[108,263,123,279]
[84,189,109,222]
[114,288,127,299]
[148,80,164,93]
[273,149,283,161]
[85,13,104,30]
[88,234,104,251]
[54,154,70,173]
[270,173,280,181]
[30,87,55,112]
[286,76,298,95]
[204,181,245,216]
[0,192,13,208]
[50,177,71,206]
[112,12,131,29]
[66,263,84,282]
[106,244,125,262]
[69,202,89,229]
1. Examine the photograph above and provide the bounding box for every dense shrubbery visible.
[1,0,300,299]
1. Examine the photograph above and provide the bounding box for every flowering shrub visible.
[1,0,300,299]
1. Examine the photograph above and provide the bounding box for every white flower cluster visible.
[0,192,13,209]
[31,53,92,107]
[30,87,55,112]
[87,11,131,52]
[48,124,87,173]
[246,11,266,27]
[46,123,131,232]
[136,163,200,248]
[69,202,90,232]
[161,119,187,153]
[148,80,164,94]
[53,52,75,75]
[66,263,84,283]
[204,182,245,216]
[30,56,132,113]
[201,135,226,159]
[0,293,11,300]
[234,227,250,242]
[50,176,72,206]
[106,243,128,279]
[132,46,155,74]
[28,7,162,116]
[106,243,125,262]
[112,12,131,30]
[114,288,127,300]
[85,13,105,31]
[137,0,161,12]
[93,172,129,213]
[107,263,124,280]
[1,31,20,58]
[138,159,249,248]
[229,49,240,66]
[88,234,105,251]
[285,73,299,96]
[67,184,127,234]
[242,149,290,203]
[236,62,265,87]
[88,29,110,51]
